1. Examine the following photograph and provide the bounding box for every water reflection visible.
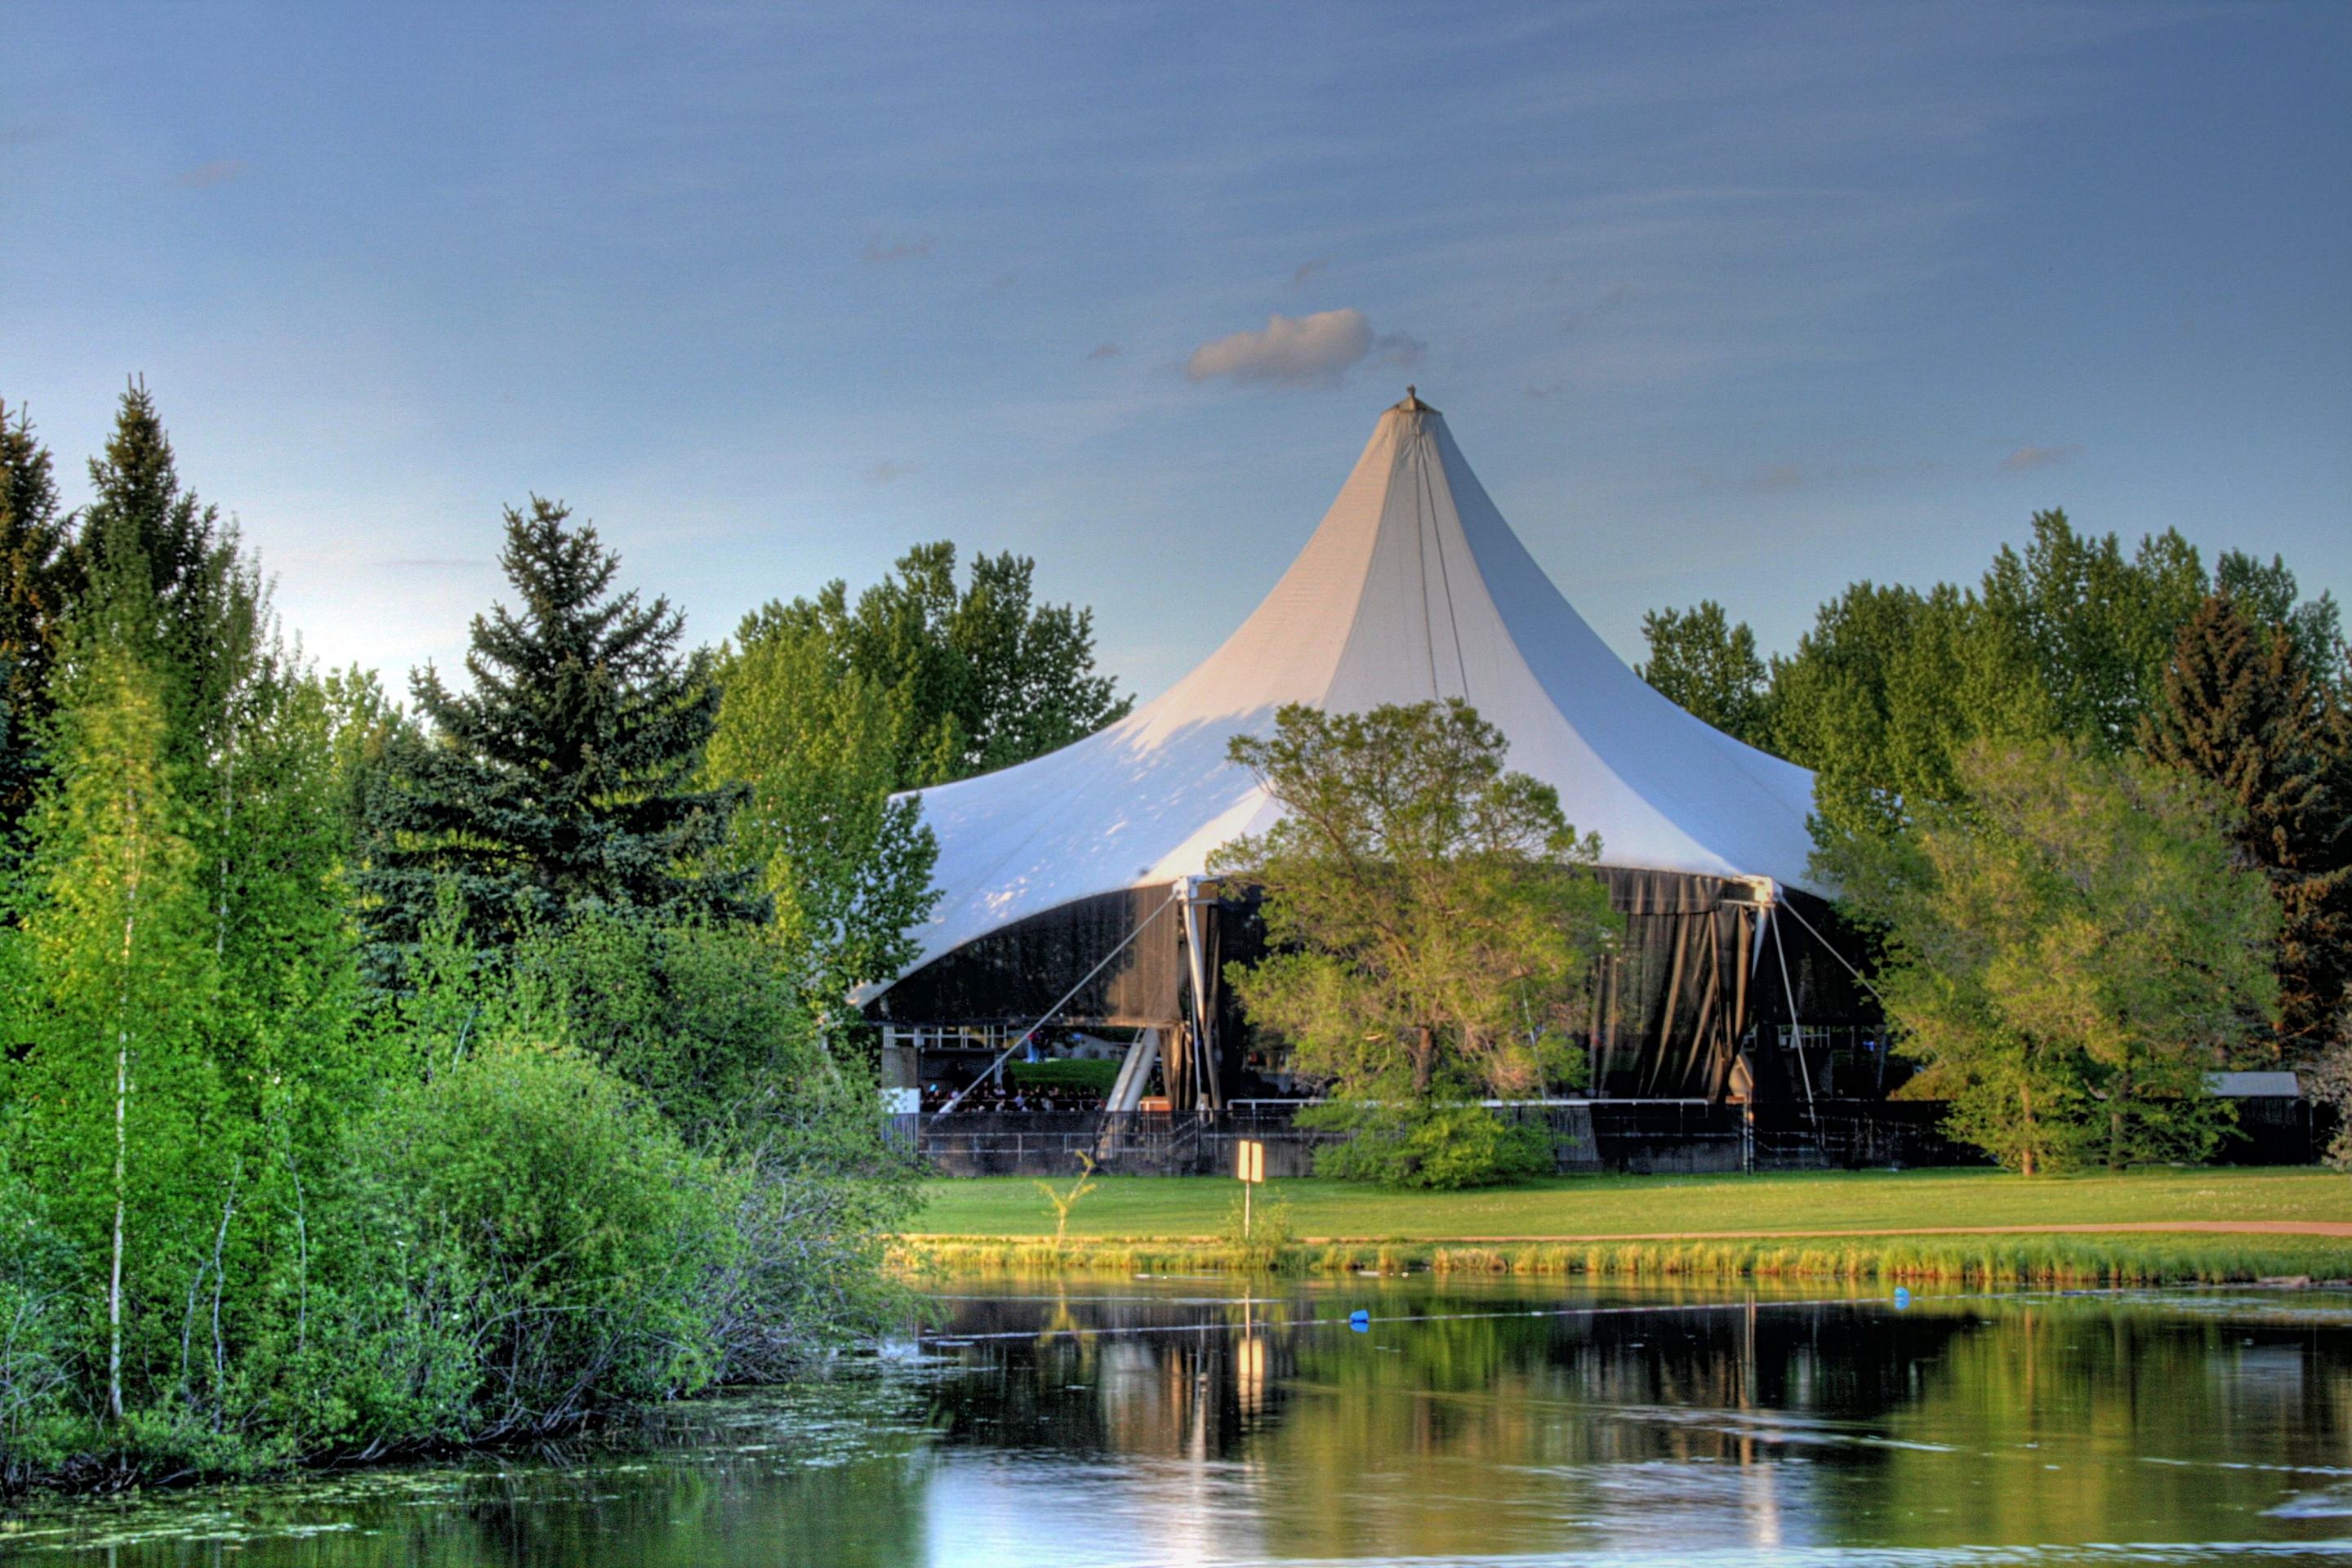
[14,1280,2352,1563]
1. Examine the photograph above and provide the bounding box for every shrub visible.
[347,1039,737,1439]
[1299,1098,1554,1189]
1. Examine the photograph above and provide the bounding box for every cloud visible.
[865,460,918,485]
[1290,256,1330,286]
[1186,309,1377,389]
[2001,443,2080,472]
[862,238,933,264]
[1085,342,1120,360]
[176,159,244,188]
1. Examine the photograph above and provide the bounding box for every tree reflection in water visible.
[19,1279,2352,1564]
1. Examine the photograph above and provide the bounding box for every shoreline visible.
[892,1227,2352,1284]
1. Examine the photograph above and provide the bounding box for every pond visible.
[11,1276,2352,1564]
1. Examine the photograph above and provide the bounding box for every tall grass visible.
[893,1232,2352,1285]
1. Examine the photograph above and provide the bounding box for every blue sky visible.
[3,2,2345,702]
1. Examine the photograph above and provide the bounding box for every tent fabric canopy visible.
[878,393,1821,1005]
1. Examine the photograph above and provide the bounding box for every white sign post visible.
[1236,1138,1266,1238]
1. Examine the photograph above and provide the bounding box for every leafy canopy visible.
[1635,599,1771,747]
[741,541,1129,789]
[705,612,940,1041]
[1821,737,2278,1174]
[1211,701,1616,1185]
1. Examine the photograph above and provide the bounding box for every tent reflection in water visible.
[865,390,1880,1112]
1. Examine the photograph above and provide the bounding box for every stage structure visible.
[866,392,1878,1109]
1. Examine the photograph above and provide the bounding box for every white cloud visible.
[2001,443,2079,472]
[1186,309,1377,389]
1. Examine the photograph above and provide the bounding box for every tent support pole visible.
[1766,893,1821,1146]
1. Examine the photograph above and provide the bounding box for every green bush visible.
[346,1039,738,1440]
[1301,1098,1556,1189]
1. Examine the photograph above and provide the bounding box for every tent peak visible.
[1391,385,1438,416]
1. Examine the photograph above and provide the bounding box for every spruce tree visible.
[0,399,74,841]
[357,498,761,973]
[70,379,261,771]
[2143,593,2352,1051]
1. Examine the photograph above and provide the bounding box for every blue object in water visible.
[1348,1309,1371,1332]
[1893,1287,1911,1310]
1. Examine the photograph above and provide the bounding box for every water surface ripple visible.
[11,1278,2352,1565]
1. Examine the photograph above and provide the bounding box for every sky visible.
[3,2,2346,704]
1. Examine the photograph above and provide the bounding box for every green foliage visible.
[0,393,916,1493]
[1214,701,1613,1116]
[2141,592,2352,1052]
[1822,738,2278,1174]
[739,540,1129,789]
[352,1040,737,1432]
[1218,1187,1294,1268]
[706,612,939,1040]
[0,398,73,844]
[1636,599,1773,746]
[8,644,220,1423]
[354,498,764,975]
[1033,1153,1099,1244]
[1298,1099,1555,1189]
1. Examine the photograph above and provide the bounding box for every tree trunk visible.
[1414,1027,1433,1097]
[2020,1080,2037,1178]
[2109,1070,2129,1172]
[109,786,145,1424]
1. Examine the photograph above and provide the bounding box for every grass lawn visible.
[910,1166,2352,1240]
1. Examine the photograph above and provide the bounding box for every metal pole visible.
[937,885,1186,1116]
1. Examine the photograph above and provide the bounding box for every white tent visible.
[890,390,1820,992]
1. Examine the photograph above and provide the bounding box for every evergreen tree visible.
[0,399,74,842]
[69,380,262,775]
[2142,593,2352,1052]
[1635,599,1773,746]
[356,498,762,972]
[743,541,1130,788]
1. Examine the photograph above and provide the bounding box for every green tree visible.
[1635,599,1772,746]
[2214,549,2345,696]
[1822,738,2277,1174]
[1767,581,2031,840]
[1211,701,1616,1187]
[0,399,75,844]
[2141,593,2352,1053]
[745,541,1129,788]
[7,647,217,1422]
[355,499,764,973]
[706,615,940,1041]
[1976,510,2209,753]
